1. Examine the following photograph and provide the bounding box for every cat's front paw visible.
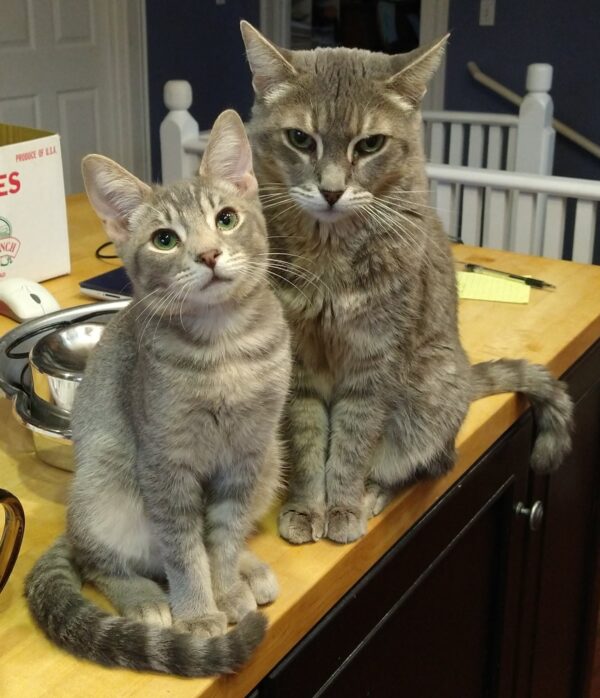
[326,506,366,543]
[173,611,227,638]
[215,580,257,624]
[278,502,325,544]
[125,600,172,628]
[240,552,279,605]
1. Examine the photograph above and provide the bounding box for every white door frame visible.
[260,0,291,47]
[419,0,450,110]
[107,0,151,180]
[259,0,450,110]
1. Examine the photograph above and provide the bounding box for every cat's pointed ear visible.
[240,20,296,99]
[82,154,151,242]
[200,110,257,196]
[386,34,449,106]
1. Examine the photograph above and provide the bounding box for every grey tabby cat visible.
[25,110,291,676]
[240,22,573,545]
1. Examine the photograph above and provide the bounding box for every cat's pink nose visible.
[198,249,221,269]
[320,189,344,207]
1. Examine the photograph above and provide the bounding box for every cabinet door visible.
[257,417,533,698]
[519,342,600,698]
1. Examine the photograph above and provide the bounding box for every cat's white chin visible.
[200,276,231,291]
[179,275,234,308]
[306,207,351,224]
[198,278,234,301]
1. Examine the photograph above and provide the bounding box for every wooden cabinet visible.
[253,341,600,698]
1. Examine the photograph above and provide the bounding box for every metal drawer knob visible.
[515,501,544,531]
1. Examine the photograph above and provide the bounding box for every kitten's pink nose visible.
[198,249,221,269]
[320,189,344,207]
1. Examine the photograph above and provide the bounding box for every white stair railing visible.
[422,111,519,171]
[160,63,555,184]
[428,164,600,263]
[422,63,555,175]
[468,61,600,162]
[158,67,599,264]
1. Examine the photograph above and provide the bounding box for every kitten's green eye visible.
[216,208,239,231]
[151,228,180,251]
[287,129,316,152]
[355,135,386,156]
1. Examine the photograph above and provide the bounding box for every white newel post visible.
[515,64,555,175]
[160,80,200,184]
[513,65,555,254]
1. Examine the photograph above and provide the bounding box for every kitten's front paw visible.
[364,482,395,519]
[215,581,257,624]
[173,611,227,638]
[278,503,325,544]
[326,506,366,544]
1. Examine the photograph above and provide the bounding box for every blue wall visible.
[444,0,600,182]
[145,0,260,181]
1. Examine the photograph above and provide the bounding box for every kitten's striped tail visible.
[25,537,267,676]
[471,359,573,473]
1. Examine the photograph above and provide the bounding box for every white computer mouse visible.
[0,277,61,322]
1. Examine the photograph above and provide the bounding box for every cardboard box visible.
[0,123,70,282]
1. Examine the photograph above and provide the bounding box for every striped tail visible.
[25,537,267,676]
[471,359,573,473]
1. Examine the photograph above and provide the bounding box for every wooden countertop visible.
[2,194,600,697]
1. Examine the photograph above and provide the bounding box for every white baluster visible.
[542,196,566,259]
[572,200,597,264]
[423,121,432,160]
[448,124,464,166]
[506,126,518,170]
[467,125,484,168]
[486,126,502,169]
[434,182,453,235]
[160,80,200,184]
[510,191,535,254]
[461,185,483,246]
[430,123,445,164]
[482,188,508,249]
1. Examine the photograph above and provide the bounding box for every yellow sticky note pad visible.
[456,271,530,304]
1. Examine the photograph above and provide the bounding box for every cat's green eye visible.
[151,228,180,251]
[287,129,316,152]
[216,208,239,232]
[354,135,386,156]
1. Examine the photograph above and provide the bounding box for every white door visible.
[0,0,149,194]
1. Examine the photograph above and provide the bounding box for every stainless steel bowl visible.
[0,301,128,471]
[29,323,105,413]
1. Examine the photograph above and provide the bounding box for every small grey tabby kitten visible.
[240,22,573,545]
[25,110,292,676]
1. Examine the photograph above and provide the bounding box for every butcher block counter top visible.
[1,194,600,697]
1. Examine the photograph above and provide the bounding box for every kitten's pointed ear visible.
[240,20,296,99]
[386,34,449,106]
[200,110,257,196]
[82,154,151,242]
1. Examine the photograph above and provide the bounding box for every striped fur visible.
[25,111,292,675]
[471,360,572,473]
[240,24,573,545]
